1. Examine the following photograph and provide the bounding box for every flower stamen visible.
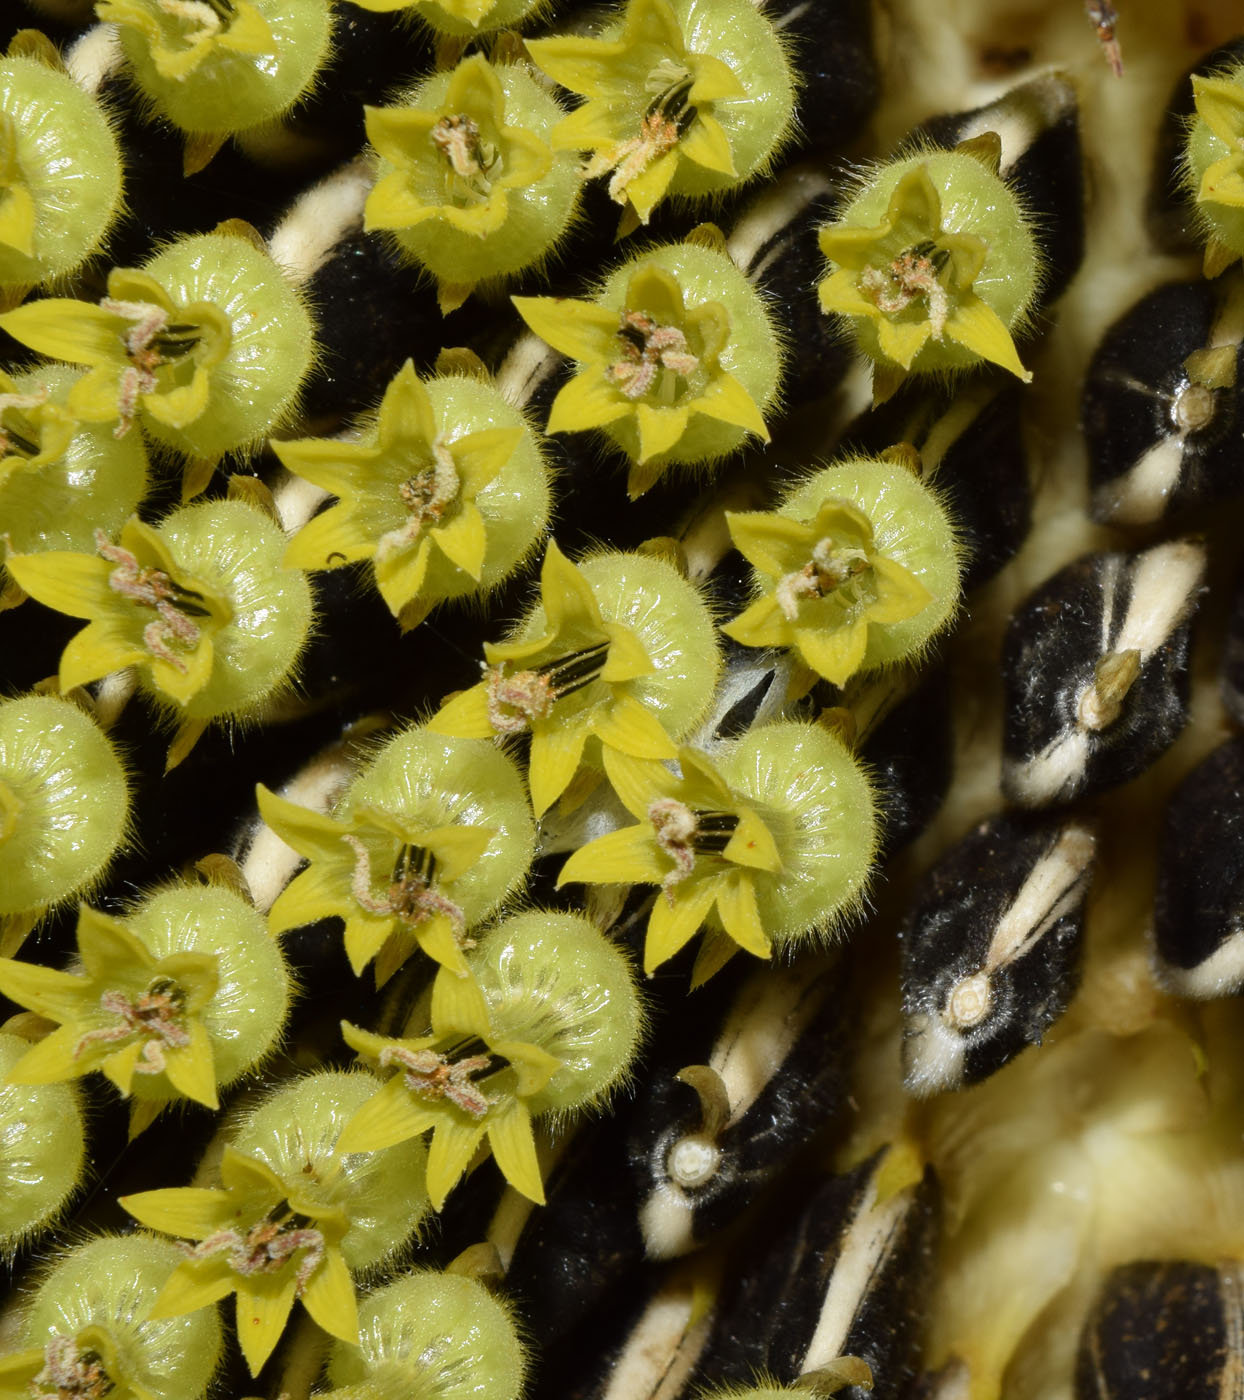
[608,309,700,401]
[589,73,696,206]
[95,528,209,671]
[31,1336,114,1400]
[190,1208,326,1295]
[430,113,499,203]
[379,1041,494,1117]
[375,435,461,564]
[860,241,951,340]
[775,536,871,621]
[100,297,204,437]
[485,639,610,733]
[342,833,470,945]
[649,797,739,898]
[74,975,191,1075]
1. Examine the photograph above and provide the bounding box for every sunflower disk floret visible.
[337,908,644,1206]
[259,724,535,981]
[121,1069,431,1376]
[559,720,878,978]
[275,359,552,630]
[429,539,721,815]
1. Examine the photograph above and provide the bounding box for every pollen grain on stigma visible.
[431,113,499,203]
[859,241,951,340]
[649,796,739,898]
[379,1041,494,1118]
[95,527,209,671]
[32,1336,115,1400]
[376,435,461,561]
[485,639,610,733]
[776,536,872,621]
[101,296,203,437]
[190,1205,326,1295]
[609,309,700,401]
[74,975,192,1076]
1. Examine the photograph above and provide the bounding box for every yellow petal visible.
[817,265,883,319]
[645,877,718,974]
[269,436,381,500]
[414,912,471,978]
[874,314,930,370]
[549,101,620,152]
[945,295,1032,382]
[558,821,668,887]
[219,1146,288,1197]
[624,149,681,224]
[692,372,770,439]
[0,957,88,1024]
[121,1185,236,1239]
[794,619,870,687]
[547,368,632,435]
[57,621,145,692]
[885,164,944,246]
[2,1024,85,1083]
[267,864,350,937]
[0,181,35,257]
[722,807,782,873]
[3,549,112,619]
[377,358,438,448]
[258,784,351,858]
[147,1257,236,1319]
[721,596,790,650]
[539,536,602,634]
[427,682,494,739]
[818,220,893,270]
[1200,152,1244,208]
[430,961,492,1039]
[0,299,125,366]
[528,719,590,817]
[869,554,933,622]
[487,1101,545,1204]
[140,364,211,429]
[724,509,808,575]
[679,113,736,176]
[283,505,378,571]
[599,624,654,685]
[601,747,678,820]
[511,296,619,362]
[492,1038,561,1097]
[374,536,432,619]
[714,872,772,959]
[342,913,397,976]
[427,1118,487,1210]
[147,632,214,708]
[432,503,487,580]
[498,124,553,189]
[688,51,747,102]
[451,425,522,493]
[100,1038,144,1096]
[423,824,495,881]
[1192,73,1244,147]
[236,1276,298,1376]
[163,1020,220,1109]
[524,36,632,99]
[591,693,677,759]
[300,1246,359,1345]
[336,1072,436,1154]
[635,402,690,462]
